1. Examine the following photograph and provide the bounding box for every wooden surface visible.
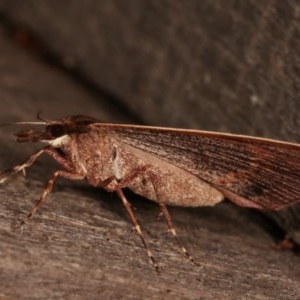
[0,2,300,299]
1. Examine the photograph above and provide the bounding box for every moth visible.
[1,115,300,269]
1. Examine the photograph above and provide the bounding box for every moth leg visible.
[158,202,196,264]
[25,170,84,221]
[113,165,149,188]
[0,148,45,183]
[273,237,295,250]
[0,146,73,184]
[147,173,197,265]
[114,165,195,267]
[98,176,115,189]
[115,186,159,271]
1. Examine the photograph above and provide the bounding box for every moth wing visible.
[90,124,300,211]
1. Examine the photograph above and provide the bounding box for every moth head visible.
[13,115,99,146]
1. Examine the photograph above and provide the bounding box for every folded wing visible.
[90,123,300,211]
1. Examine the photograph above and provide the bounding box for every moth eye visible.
[47,124,65,138]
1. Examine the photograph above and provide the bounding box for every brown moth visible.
[1,115,300,269]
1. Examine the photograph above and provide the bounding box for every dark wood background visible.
[0,1,299,299]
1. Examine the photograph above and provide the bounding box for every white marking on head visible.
[43,135,71,148]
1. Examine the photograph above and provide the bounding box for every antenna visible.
[0,121,47,127]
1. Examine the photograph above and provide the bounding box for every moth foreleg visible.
[0,146,73,184]
[0,148,45,183]
[115,186,159,271]
[25,170,84,222]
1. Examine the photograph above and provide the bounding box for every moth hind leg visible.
[114,165,197,268]
[158,202,198,266]
[148,173,199,266]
